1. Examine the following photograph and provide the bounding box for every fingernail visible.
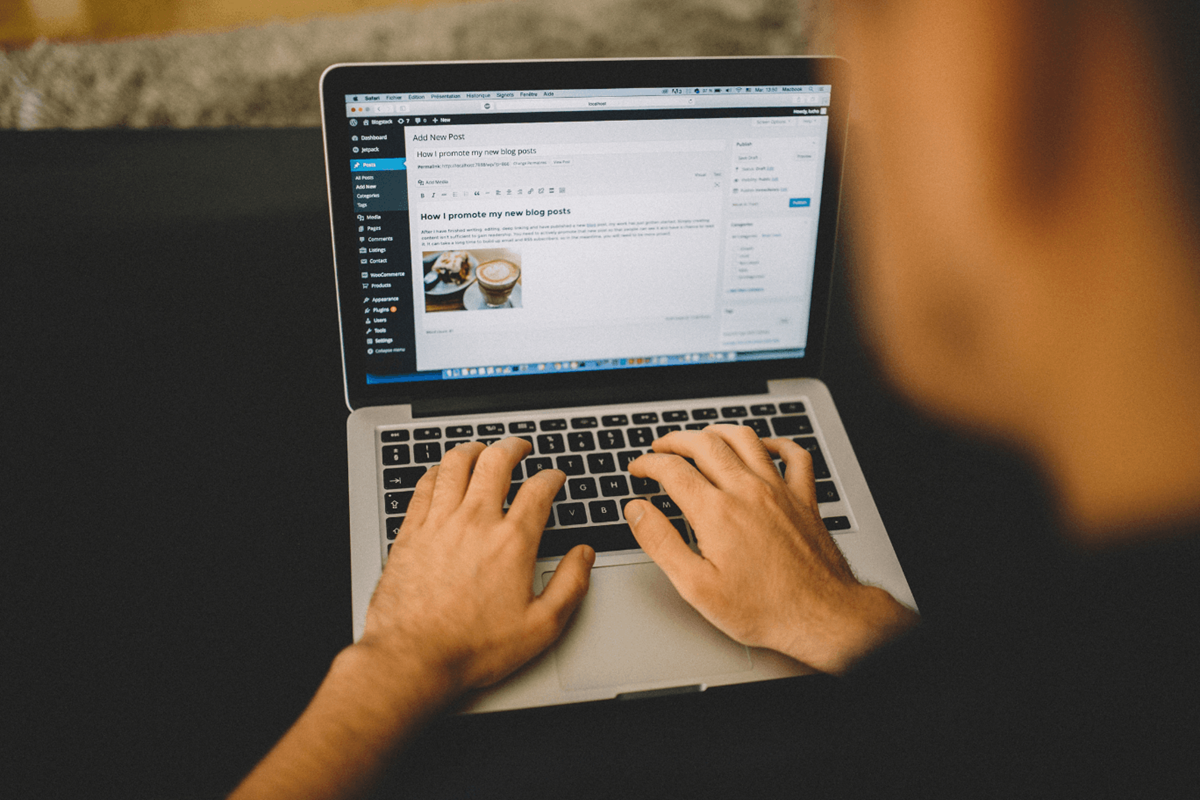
[583,545,596,565]
[625,501,645,527]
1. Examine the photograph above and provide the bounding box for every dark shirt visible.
[729,526,1200,799]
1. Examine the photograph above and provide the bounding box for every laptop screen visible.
[322,59,847,409]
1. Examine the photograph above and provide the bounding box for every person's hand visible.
[626,425,917,674]
[356,437,595,695]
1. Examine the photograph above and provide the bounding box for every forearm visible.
[795,586,920,675]
[229,642,459,800]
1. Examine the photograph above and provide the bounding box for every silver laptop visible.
[319,57,916,713]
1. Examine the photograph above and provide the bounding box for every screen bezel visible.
[320,57,849,410]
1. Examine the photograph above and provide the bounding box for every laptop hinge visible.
[617,684,705,701]
[410,380,770,418]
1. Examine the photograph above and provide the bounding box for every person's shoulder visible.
[836,521,1200,799]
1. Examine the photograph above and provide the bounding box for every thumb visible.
[625,499,711,596]
[532,544,595,639]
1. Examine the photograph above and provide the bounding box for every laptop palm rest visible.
[541,561,753,692]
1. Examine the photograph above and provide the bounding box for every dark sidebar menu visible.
[347,120,416,379]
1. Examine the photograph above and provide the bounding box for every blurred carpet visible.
[0,0,830,129]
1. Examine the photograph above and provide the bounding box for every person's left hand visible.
[356,437,595,694]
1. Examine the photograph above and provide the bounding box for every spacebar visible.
[537,524,639,558]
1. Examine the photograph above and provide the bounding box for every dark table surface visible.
[1,128,1055,799]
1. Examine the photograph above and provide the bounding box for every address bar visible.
[493,96,697,111]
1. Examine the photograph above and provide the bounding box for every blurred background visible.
[2,0,445,42]
[0,0,831,129]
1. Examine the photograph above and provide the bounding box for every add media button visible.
[788,197,811,208]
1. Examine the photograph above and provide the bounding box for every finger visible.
[403,464,439,529]
[506,468,565,537]
[625,499,715,598]
[529,544,595,646]
[462,437,532,509]
[767,438,818,502]
[644,430,759,492]
[429,441,487,510]
[629,449,719,511]
[702,424,782,483]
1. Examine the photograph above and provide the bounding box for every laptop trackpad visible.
[542,561,753,692]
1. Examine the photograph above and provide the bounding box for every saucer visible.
[463,282,522,310]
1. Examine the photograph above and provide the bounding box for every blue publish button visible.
[789,197,811,208]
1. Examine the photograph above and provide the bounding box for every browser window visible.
[341,85,832,385]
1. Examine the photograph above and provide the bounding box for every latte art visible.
[477,260,519,286]
[475,259,521,306]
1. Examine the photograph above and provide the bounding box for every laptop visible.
[319,57,916,713]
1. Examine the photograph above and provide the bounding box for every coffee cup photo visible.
[423,248,522,312]
[476,259,521,307]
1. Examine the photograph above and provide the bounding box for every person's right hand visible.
[625,425,917,674]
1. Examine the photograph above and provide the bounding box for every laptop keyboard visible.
[379,400,851,559]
